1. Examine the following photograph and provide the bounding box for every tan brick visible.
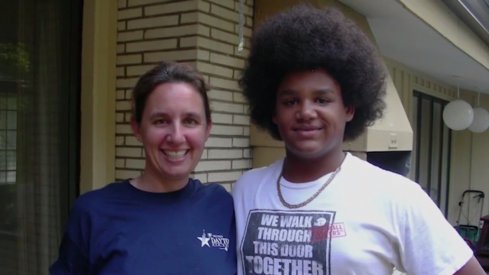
[206,137,233,147]
[233,92,247,103]
[116,147,143,157]
[210,4,239,23]
[126,158,145,169]
[115,158,125,168]
[209,52,244,68]
[117,44,125,53]
[207,0,234,10]
[194,13,234,32]
[208,171,242,182]
[197,49,210,61]
[116,113,125,123]
[118,21,126,31]
[118,0,127,9]
[116,100,132,111]
[116,123,133,134]
[117,54,142,65]
[233,114,249,125]
[211,125,243,135]
[232,137,249,147]
[126,64,155,76]
[115,136,125,145]
[209,76,240,91]
[116,67,125,77]
[117,77,138,88]
[116,90,126,100]
[234,1,253,16]
[118,30,144,42]
[127,15,179,30]
[208,89,233,101]
[243,126,249,136]
[145,24,209,39]
[196,62,233,78]
[194,160,231,172]
[180,12,198,24]
[210,101,244,113]
[211,28,238,44]
[243,148,251,158]
[208,149,242,159]
[115,169,140,180]
[234,45,249,56]
[211,113,233,124]
[232,159,252,170]
[128,0,173,7]
[126,39,178,52]
[126,136,141,146]
[118,7,142,20]
[144,49,197,62]
[145,0,209,16]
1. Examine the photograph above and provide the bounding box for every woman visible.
[51,62,236,274]
[233,4,484,275]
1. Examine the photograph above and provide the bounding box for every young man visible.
[233,4,484,275]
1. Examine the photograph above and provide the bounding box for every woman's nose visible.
[166,123,185,143]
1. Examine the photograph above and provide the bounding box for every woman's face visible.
[273,69,354,161]
[132,82,211,183]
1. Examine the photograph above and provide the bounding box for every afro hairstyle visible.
[240,4,386,141]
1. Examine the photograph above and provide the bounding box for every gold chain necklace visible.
[276,162,343,209]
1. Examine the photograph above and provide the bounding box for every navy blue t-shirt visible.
[50,179,236,275]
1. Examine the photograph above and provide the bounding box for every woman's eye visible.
[153,119,168,125]
[184,118,199,126]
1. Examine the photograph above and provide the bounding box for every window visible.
[412,91,452,216]
[0,0,81,273]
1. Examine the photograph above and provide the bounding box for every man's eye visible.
[283,99,297,106]
[316,97,331,104]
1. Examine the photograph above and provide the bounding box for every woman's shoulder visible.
[191,179,233,200]
[73,180,131,211]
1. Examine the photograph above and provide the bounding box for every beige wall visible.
[114,0,254,191]
[80,0,117,193]
[386,58,489,224]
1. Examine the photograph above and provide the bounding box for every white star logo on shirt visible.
[197,231,211,247]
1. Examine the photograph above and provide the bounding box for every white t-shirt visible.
[232,153,472,275]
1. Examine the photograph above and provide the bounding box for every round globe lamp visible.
[442,99,474,130]
[468,107,489,133]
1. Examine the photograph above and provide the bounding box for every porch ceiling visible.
[339,0,489,95]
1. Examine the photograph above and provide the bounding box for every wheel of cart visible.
[454,189,485,250]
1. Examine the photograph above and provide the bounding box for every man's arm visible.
[454,256,485,275]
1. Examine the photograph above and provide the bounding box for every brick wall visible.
[115,0,254,191]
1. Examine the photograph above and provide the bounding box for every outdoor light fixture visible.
[469,93,489,133]
[443,80,474,131]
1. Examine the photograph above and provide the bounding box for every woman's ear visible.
[130,117,142,142]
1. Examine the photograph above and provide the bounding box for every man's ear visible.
[130,117,142,142]
[345,106,355,122]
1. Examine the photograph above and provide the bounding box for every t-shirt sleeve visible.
[49,234,89,275]
[50,201,90,275]
[395,183,473,275]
